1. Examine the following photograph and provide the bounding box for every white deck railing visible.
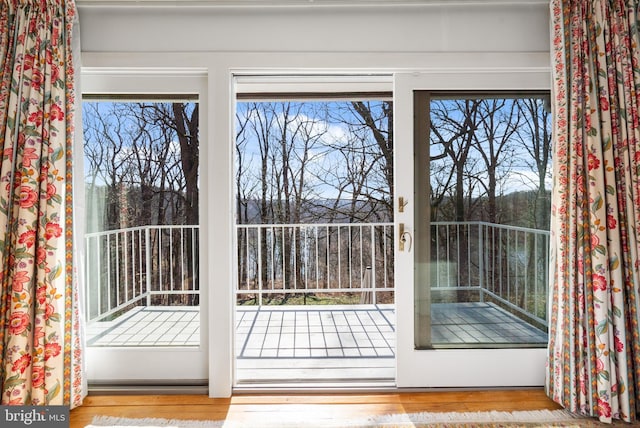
[430,222,550,327]
[85,225,200,323]
[85,221,549,327]
[236,223,395,305]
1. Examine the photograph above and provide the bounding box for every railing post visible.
[145,226,152,307]
[478,223,484,302]
[257,226,263,307]
[370,224,376,305]
[86,236,92,322]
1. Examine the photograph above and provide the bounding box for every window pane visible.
[419,94,551,349]
[83,100,200,347]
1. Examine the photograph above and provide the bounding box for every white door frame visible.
[393,71,550,388]
[230,73,396,387]
[82,70,209,383]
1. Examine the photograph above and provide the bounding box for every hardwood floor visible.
[71,389,562,427]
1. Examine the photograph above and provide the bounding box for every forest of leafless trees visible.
[83,101,199,309]
[83,95,551,311]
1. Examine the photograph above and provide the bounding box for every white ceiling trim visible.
[234,74,393,97]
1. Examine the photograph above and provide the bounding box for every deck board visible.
[236,305,396,359]
[234,305,396,384]
[431,302,547,345]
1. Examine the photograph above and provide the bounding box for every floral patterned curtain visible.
[547,0,640,423]
[0,0,83,406]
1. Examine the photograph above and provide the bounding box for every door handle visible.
[398,196,409,213]
[399,223,412,252]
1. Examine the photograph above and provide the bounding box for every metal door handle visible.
[399,223,412,252]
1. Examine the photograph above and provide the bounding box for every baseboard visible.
[88,381,208,395]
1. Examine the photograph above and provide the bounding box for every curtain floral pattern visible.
[547,0,640,423]
[0,0,82,406]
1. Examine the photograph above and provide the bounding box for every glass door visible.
[395,73,550,387]
[81,73,208,386]
[232,82,396,386]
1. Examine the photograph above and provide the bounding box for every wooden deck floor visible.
[87,306,200,347]
[235,305,396,385]
[430,302,547,345]
[86,302,547,385]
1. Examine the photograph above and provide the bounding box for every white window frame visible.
[80,69,210,388]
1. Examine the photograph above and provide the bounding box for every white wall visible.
[77,0,551,397]
[79,2,549,54]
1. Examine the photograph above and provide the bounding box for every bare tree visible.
[235,109,255,298]
[471,99,520,224]
[321,101,393,223]
[514,98,552,317]
[132,102,200,226]
[349,101,394,217]
[83,102,139,231]
[514,98,552,229]
[429,99,481,222]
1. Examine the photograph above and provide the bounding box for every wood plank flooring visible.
[70,390,563,428]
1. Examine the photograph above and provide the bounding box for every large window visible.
[83,98,200,348]
[415,92,552,349]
